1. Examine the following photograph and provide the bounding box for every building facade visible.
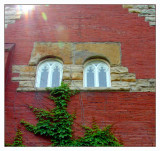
[5,4,156,146]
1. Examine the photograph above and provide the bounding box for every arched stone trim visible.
[35,59,63,88]
[83,59,111,88]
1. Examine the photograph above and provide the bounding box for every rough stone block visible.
[130,86,142,92]
[62,72,71,80]
[111,74,121,81]
[141,9,155,15]
[12,65,36,73]
[63,65,83,73]
[17,87,36,92]
[71,80,83,88]
[148,5,155,9]
[145,17,155,22]
[19,72,36,77]
[111,81,130,87]
[135,5,148,9]
[5,10,16,15]
[110,66,128,74]
[128,9,141,13]
[121,73,136,82]
[29,42,72,65]
[71,72,83,80]
[12,77,35,81]
[122,5,134,8]
[138,14,155,17]
[141,87,155,92]
[19,81,35,87]
[75,42,121,65]
[5,19,15,24]
[149,22,156,26]
[13,65,25,73]
[148,79,156,87]
[136,79,149,87]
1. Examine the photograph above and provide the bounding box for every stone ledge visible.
[17,87,130,92]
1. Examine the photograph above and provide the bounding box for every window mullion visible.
[84,68,87,87]
[47,66,52,87]
[36,70,41,88]
[59,67,63,86]
[107,68,111,87]
[95,66,98,87]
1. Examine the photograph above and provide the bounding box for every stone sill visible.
[16,87,130,92]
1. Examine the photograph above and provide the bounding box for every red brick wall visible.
[5,5,155,146]
[5,91,155,146]
[5,44,15,85]
[5,5,155,78]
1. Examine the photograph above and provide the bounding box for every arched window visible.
[84,60,111,87]
[35,59,63,88]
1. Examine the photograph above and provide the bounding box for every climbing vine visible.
[20,82,122,146]
[5,128,25,147]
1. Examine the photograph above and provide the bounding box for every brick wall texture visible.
[5,5,155,146]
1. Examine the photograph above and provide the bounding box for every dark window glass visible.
[87,67,94,87]
[52,66,60,87]
[99,67,107,87]
[40,67,48,87]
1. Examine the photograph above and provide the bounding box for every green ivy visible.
[20,82,123,146]
[71,119,122,146]
[5,128,25,147]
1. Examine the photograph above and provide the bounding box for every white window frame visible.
[35,59,63,88]
[83,60,111,87]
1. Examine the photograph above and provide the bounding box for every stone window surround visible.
[83,59,111,88]
[35,58,63,88]
[12,60,155,92]
[11,42,155,92]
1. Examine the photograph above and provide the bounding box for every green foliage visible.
[5,128,25,147]
[71,122,123,146]
[20,82,122,146]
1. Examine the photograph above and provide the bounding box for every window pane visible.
[52,66,60,87]
[99,67,107,87]
[40,67,48,87]
[87,67,94,87]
